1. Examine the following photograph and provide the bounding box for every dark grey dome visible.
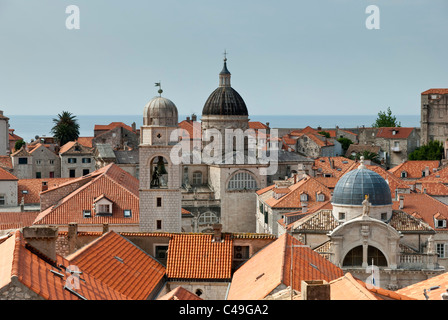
[332,167,392,206]
[202,86,248,116]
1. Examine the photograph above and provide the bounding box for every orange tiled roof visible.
[392,193,448,230]
[389,160,440,179]
[312,157,356,178]
[227,233,343,300]
[264,176,332,209]
[249,121,269,130]
[397,271,448,300]
[0,230,129,300]
[67,231,165,300]
[0,156,12,170]
[0,211,39,230]
[376,127,414,139]
[157,286,203,300]
[76,137,94,148]
[0,167,17,181]
[421,89,448,95]
[166,233,233,280]
[330,273,414,300]
[33,164,139,226]
[18,178,75,204]
[417,182,448,196]
[94,122,134,133]
[178,120,202,140]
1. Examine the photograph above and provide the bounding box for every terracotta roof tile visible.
[227,234,343,300]
[389,160,440,179]
[421,89,448,95]
[157,286,203,300]
[0,230,129,300]
[67,231,165,300]
[397,271,448,300]
[33,164,139,226]
[249,121,269,130]
[0,167,17,181]
[166,233,233,280]
[376,127,414,139]
[94,122,134,133]
[0,156,12,170]
[76,137,94,148]
[18,178,75,204]
[312,157,356,178]
[0,211,39,230]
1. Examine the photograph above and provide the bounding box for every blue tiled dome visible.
[332,167,392,206]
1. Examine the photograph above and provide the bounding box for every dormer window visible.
[401,171,407,178]
[317,193,325,202]
[434,213,447,228]
[300,193,308,202]
[94,194,113,216]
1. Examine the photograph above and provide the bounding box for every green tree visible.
[337,137,353,152]
[51,111,80,146]
[350,150,380,164]
[318,131,330,138]
[408,140,444,160]
[14,139,25,151]
[372,107,401,128]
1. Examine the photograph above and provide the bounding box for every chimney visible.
[302,202,308,213]
[191,114,197,122]
[425,166,430,177]
[212,223,223,242]
[399,195,404,209]
[132,122,136,132]
[67,223,78,255]
[22,226,58,261]
[301,280,330,300]
[186,116,190,122]
[41,181,48,192]
[102,223,109,234]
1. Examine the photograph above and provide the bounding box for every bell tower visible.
[139,84,182,232]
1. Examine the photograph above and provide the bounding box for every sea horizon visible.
[7,114,421,143]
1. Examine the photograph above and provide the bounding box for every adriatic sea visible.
[8,114,421,143]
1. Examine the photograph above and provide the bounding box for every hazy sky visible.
[0,0,447,117]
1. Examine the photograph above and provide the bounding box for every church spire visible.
[219,50,231,87]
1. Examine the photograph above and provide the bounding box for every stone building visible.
[59,141,95,178]
[421,88,448,145]
[282,158,445,290]
[28,143,61,179]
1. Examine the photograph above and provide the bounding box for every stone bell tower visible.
[139,84,182,232]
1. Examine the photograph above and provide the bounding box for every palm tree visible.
[51,111,80,146]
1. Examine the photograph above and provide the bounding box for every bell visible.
[156,156,168,175]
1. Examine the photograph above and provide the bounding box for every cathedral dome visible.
[332,162,392,206]
[143,96,178,127]
[202,86,248,116]
[202,57,248,117]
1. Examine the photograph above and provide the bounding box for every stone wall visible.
[0,279,43,300]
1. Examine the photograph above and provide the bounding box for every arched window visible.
[150,156,168,189]
[192,171,203,185]
[227,171,258,190]
[198,212,219,225]
[343,245,387,267]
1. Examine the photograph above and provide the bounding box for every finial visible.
[359,155,365,169]
[155,82,163,96]
[223,49,228,62]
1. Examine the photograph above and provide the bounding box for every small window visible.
[98,204,111,213]
[18,158,28,165]
[155,245,168,259]
[339,212,345,220]
[83,210,91,218]
[0,195,5,205]
[436,219,446,228]
[401,171,407,178]
[36,172,41,179]
[381,212,387,221]
[437,243,446,258]
[82,158,91,164]
[124,209,132,218]
[36,160,41,165]
[192,171,203,185]
[68,158,77,164]
[157,197,162,207]
[49,160,54,165]
[156,220,162,230]
[317,193,325,202]
[300,193,308,202]
[83,169,90,176]
[69,169,76,178]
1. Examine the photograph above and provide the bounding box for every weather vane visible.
[155,81,163,96]
[223,49,228,61]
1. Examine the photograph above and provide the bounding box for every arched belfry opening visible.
[342,245,388,267]
[150,156,169,189]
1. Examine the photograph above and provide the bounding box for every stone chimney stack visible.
[399,195,404,210]
[102,223,109,234]
[67,223,78,255]
[41,181,48,192]
[425,166,430,177]
[132,122,136,132]
[212,223,223,242]
[22,226,58,261]
[191,114,197,122]
[301,280,330,300]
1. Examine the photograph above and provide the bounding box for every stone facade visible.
[0,279,43,300]
[421,91,448,145]
[158,281,230,300]
[30,144,61,179]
